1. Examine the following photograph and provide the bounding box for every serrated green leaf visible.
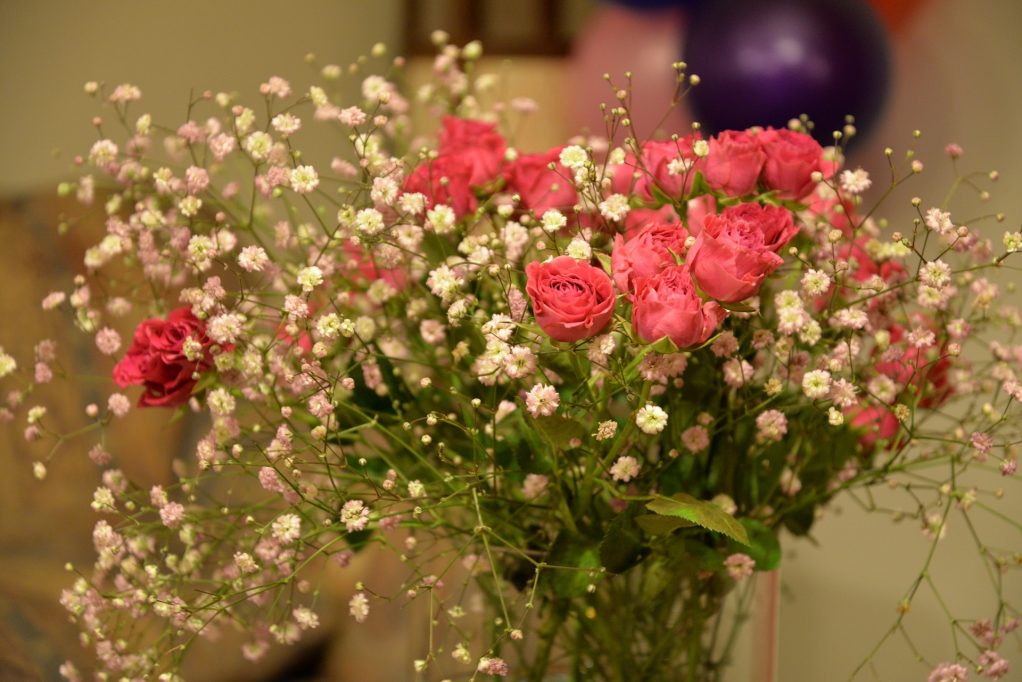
[530,415,587,450]
[646,493,750,546]
[634,514,693,535]
[594,252,613,275]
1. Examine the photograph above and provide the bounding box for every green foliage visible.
[599,504,648,573]
[530,415,587,451]
[737,519,781,571]
[546,531,602,598]
[646,493,750,546]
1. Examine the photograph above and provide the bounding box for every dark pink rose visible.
[704,130,767,197]
[402,154,477,218]
[875,323,952,409]
[847,405,900,450]
[687,203,798,302]
[525,256,615,342]
[437,116,506,187]
[504,147,577,215]
[758,128,823,200]
[631,265,725,348]
[612,220,689,294]
[113,307,216,407]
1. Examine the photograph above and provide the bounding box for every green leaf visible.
[594,252,613,275]
[739,520,781,571]
[646,493,750,546]
[635,514,693,535]
[530,415,587,450]
[640,559,674,602]
[599,505,648,573]
[688,170,711,198]
[648,336,681,354]
[546,531,602,597]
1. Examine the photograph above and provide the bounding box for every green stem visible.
[531,600,569,681]
[577,381,652,516]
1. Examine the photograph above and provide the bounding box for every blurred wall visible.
[1,0,1020,680]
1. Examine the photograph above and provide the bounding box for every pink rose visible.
[757,128,823,200]
[342,240,409,291]
[631,265,726,348]
[612,220,689,293]
[847,405,900,450]
[704,130,767,197]
[623,206,681,239]
[437,116,507,187]
[687,203,798,302]
[504,147,577,215]
[609,135,704,202]
[402,154,477,218]
[684,195,717,237]
[525,256,615,342]
[113,307,216,407]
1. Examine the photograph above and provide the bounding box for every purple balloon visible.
[684,0,891,144]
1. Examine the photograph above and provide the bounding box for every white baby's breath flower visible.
[609,455,641,482]
[559,145,588,170]
[541,209,567,233]
[237,245,269,273]
[924,208,954,235]
[839,168,871,195]
[207,387,236,416]
[598,193,630,222]
[297,266,323,293]
[1003,230,1022,253]
[920,260,951,288]
[88,139,118,167]
[290,165,319,193]
[635,403,668,435]
[426,204,457,234]
[0,348,18,379]
[801,370,832,400]
[355,207,386,236]
[565,238,592,260]
[271,513,302,544]
[243,132,273,161]
[800,269,831,296]
[399,192,426,215]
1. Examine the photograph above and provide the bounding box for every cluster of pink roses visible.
[524,127,820,349]
[404,116,578,218]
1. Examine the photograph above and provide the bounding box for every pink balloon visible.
[568,5,690,142]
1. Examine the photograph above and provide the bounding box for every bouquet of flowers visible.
[4,35,1019,681]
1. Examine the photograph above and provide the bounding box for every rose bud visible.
[757,128,823,200]
[525,256,615,342]
[703,129,767,197]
